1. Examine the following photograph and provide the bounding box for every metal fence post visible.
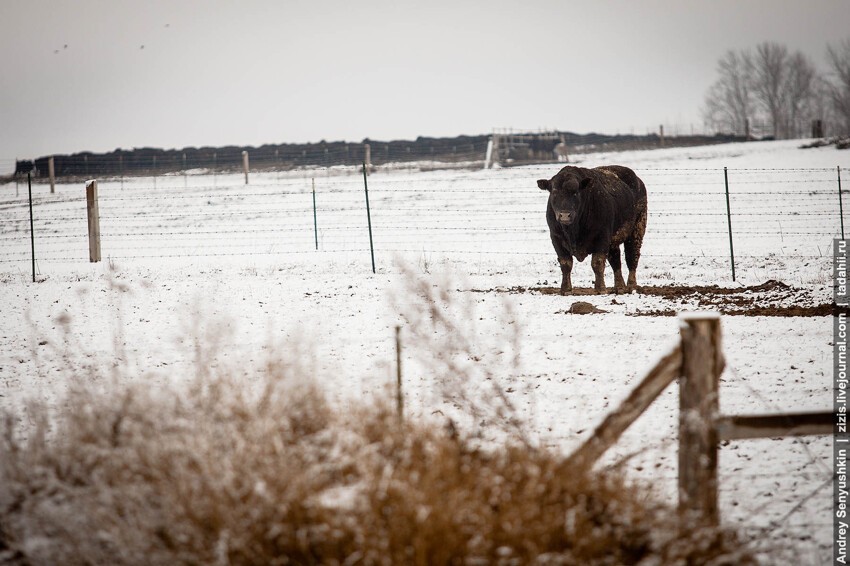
[395,325,403,420]
[363,162,375,274]
[312,178,318,250]
[839,166,845,239]
[28,173,35,282]
[723,167,736,282]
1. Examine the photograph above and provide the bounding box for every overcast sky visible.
[1,0,849,161]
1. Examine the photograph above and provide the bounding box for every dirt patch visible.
[469,280,842,318]
[629,304,844,317]
[474,280,792,299]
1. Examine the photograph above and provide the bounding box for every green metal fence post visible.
[839,166,845,239]
[312,178,318,250]
[363,163,375,274]
[28,172,35,282]
[724,167,736,282]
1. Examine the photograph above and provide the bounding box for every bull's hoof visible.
[559,287,573,296]
[613,285,626,295]
[593,286,607,295]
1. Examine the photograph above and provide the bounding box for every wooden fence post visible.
[678,312,723,529]
[48,156,55,194]
[242,150,249,185]
[86,180,101,262]
[364,143,371,173]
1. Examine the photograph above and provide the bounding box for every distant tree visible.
[826,39,850,135]
[784,51,818,138]
[704,42,826,140]
[809,76,838,136]
[752,42,790,138]
[702,50,754,136]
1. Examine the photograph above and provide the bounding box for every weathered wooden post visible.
[48,156,55,194]
[364,143,371,173]
[85,180,101,262]
[678,312,723,529]
[242,151,249,185]
[275,148,280,182]
[659,124,665,147]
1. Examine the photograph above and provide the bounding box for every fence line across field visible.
[1,166,847,277]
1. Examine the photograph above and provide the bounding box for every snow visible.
[1,139,847,563]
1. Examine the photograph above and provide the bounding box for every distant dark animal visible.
[537,165,647,295]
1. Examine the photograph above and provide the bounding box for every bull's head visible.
[537,174,592,227]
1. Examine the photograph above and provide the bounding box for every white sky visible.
[1,0,849,160]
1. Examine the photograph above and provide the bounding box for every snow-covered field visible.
[1,139,847,563]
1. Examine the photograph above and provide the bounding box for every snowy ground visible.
[1,139,847,563]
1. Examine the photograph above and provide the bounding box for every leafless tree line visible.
[703,40,850,139]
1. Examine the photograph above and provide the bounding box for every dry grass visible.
[0,375,754,565]
[0,274,756,565]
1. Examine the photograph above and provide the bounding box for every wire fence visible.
[1,164,838,561]
[0,166,846,284]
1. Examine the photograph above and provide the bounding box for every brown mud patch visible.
[469,280,845,318]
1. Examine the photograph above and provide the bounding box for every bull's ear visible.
[537,179,552,191]
[579,178,593,191]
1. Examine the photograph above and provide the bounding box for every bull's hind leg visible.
[608,245,626,293]
[591,252,607,294]
[624,211,647,292]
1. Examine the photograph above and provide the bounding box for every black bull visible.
[537,165,648,295]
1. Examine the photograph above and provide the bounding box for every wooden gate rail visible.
[715,412,832,441]
[569,345,682,469]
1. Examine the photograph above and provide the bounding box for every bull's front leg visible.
[591,252,607,294]
[558,256,573,295]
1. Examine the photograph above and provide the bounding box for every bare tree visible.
[809,76,837,137]
[752,42,790,139]
[826,39,850,135]
[702,50,754,136]
[784,52,818,138]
